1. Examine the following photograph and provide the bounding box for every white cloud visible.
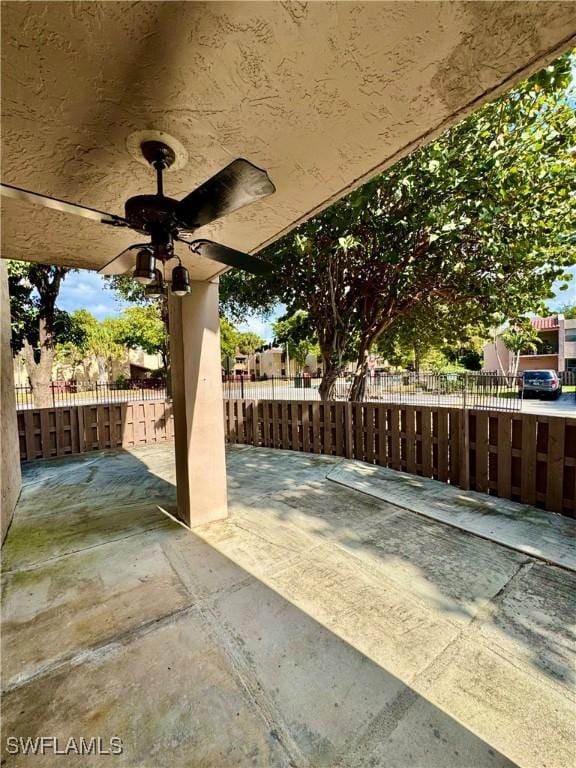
[58,270,129,318]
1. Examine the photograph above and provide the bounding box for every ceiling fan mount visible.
[1,140,276,293]
[124,141,179,232]
[139,139,177,170]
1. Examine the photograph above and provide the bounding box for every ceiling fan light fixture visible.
[133,250,156,285]
[145,268,165,298]
[171,264,191,296]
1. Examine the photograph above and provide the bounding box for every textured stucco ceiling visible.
[1,1,575,280]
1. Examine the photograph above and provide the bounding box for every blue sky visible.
[57,271,130,320]
[57,270,283,340]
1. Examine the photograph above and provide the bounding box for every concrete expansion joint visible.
[1,521,172,577]
[406,559,571,703]
[161,542,306,767]
[1,603,198,696]
[332,687,420,767]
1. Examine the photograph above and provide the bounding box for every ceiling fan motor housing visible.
[124,194,179,233]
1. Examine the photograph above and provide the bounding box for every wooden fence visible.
[17,399,576,517]
[17,400,174,460]
[560,370,576,386]
[224,399,576,518]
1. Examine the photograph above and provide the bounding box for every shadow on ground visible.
[1,444,574,767]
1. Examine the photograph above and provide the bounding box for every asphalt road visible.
[521,392,576,416]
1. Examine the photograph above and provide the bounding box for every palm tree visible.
[501,321,540,378]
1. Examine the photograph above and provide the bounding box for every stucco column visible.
[1,261,22,543]
[168,279,227,527]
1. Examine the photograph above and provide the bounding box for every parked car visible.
[519,370,562,400]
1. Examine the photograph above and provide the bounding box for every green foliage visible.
[8,260,76,353]
[104,275,148,305]
[500,320,540,355]
[235,331,265,355]
[115,305,166,357]
[56,307,167,380]
[220,52,576,398]
[220,317,239,362]
[500,318,541,376]
[272,310,319,372]
[556,302,576,319]
[66,311,125,373]
[376,302,487,372]
[458,349,483,371]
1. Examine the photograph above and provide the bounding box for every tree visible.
[555,302,576,319]
[105,275,170,378]
[272,310,319,374]
[219,317,239,372]
[61,311,125,382]
[221,53,575,400]
[235,331,265,377]
[376,301,487,372]
[55,309,95,380]
[8,261,78,406]
[500,319,540,377]
[115,305,168,374]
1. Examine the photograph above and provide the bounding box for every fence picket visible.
[421,408,433,477]
[520,413,538,504]
[437,409,449,483]
[497,413,512,499]
[344,404,353,459]
[405,406,416,474]
[312,402,321,453]
[474,412,489,493]
[281,402,289,449]
[16,398,574,518]
[377,407,387,467]
[546,418,565,513]
[390,408,401,471]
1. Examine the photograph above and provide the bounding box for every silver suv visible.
[520,370,562,400]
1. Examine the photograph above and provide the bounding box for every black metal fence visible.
[560,370,576,386]
[16,372,525,412]
[222,371,522,411]
[15,379,167,410]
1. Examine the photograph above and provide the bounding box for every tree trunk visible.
[22,341,54,408]
[349,351,370,402]
[318,364,340,400]
[96,357,107,382]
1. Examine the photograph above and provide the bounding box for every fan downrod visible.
[140,140,176,170]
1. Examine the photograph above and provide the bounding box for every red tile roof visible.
[531,316,559,330]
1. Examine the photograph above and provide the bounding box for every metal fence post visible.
[241,376,245,399]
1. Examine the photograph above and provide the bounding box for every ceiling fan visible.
[0,140,275,296]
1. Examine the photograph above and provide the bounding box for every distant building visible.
[483,315,576,374]
[13,347,163,387]
[253,348,322,378]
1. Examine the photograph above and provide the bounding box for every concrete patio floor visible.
[1,444,575,767]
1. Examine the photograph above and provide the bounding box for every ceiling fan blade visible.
[98,244,146,275]
[174,159,275,230]
[1,183,127,227]
[185,239,272,275]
